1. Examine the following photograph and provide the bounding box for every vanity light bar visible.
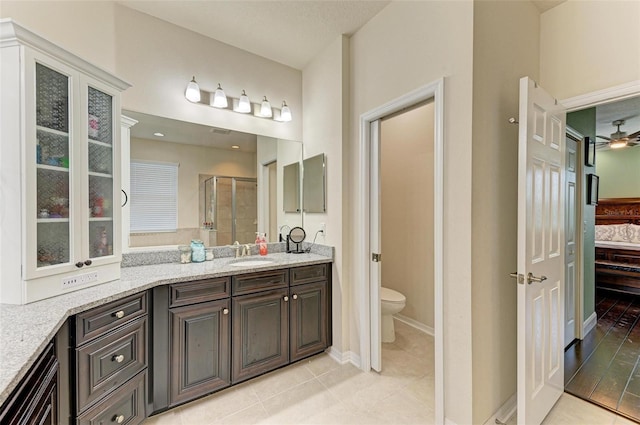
[184,77,292,122]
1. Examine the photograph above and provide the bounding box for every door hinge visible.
[372,253,382,262]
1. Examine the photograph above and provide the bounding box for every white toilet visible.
[380,286,406,343]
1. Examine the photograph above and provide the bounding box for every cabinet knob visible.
[113,414,125,424]
[283,296,289,302]
[75,262,84,268]
[84,259,92,266]
[112,354,125,363]
[223,308,229,315]
[113,310,125,319]
[292,294,298,300]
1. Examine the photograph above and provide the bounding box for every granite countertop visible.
[0,249,333,405]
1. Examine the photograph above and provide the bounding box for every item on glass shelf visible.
[88,114,99,138]
[179,245,192,263]
[60,156,69,168]
[93,194,104,217]
[38,209,49,218]
[205,247,214,261]
[36,143,42,164]
[190,240,205,263]
[94,226,108,256]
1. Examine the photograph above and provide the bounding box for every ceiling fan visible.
[596,119,640,149]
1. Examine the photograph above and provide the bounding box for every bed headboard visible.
[595,198,640,225]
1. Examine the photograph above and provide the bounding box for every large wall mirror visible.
[123,110,302,249]
[303,153,326,213]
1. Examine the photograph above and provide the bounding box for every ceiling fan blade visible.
[627,129,640,140]
[596,135,611,141]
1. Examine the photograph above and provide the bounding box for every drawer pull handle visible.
[284,296,289,302]
[292,294,298,300]
[113,310,125,319]
[75,262,84,268]
[112,354,125,363]
[84,259,92,266]
[223,308,229,315]
[113,414,125,424]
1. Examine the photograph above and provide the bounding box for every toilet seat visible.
[380,287,406,303]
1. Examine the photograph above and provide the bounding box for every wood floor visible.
[565,289,640,423]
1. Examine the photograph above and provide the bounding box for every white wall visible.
[130,138,256,229]
[540,0,640,100]
[349,2,474,423]
[302,35,349,356]
[380,102,434,329]
[471,1,540,422]
[597,148,640,198]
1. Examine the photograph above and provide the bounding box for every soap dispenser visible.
[259,233,268,256]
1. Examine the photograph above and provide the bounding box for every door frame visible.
[357,77,444,424]
[560,79,640,339]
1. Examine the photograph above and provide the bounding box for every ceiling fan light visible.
[211,83,228,108]
[260,96,272,117]
[610,139,628,149]
[237,90,251,113]
[185,76,201,103]
[280,101,292,122]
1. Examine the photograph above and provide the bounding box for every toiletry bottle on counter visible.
[190,240,205,263]
[259,233,268,256]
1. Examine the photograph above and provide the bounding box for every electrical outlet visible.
[62,271,99,289]
[320,222,326,236]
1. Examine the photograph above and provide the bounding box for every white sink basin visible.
[229,259,275,267]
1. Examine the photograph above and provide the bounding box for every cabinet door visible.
[170,299,231,405]
[30,58,75,276]
[290,281,329,362]
[232,289,289,383]
[82,78,121,263]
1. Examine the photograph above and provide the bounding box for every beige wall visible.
[540,0,640,100]
[302,35,349,356]
[349,2,474,423]
[597,148,640,198]
[1,2,303,142]
[380,102,434,329]
[471,1,540,422]
[130,137,256,230]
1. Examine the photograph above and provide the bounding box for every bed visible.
[594,198,640,294]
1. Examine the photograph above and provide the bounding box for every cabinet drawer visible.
[76,317,147,413]
[76,370,146,425]
[75,293,147,345]
[232,270,288,296]
[290,264,328,286]
[169,277,230,307]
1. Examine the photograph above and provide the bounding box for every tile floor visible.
[144,319,636,425]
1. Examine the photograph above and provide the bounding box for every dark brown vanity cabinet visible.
[152,277,231,411]
[71,292,148,425]
[0,342,58,425]
[289,280,330,362]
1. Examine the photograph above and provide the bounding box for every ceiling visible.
[124,110,257,152]
[117,0,390,70]
[594,96,640,145]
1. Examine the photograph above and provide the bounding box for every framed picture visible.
[584,136,596,166]
[587,174,599,205]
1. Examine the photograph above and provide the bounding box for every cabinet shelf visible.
[88,171,113,178]
[89,217,113,222]
[37,217,70,223]
[37,163,70,173]
[36,125,69,137]
[88,139,113,149]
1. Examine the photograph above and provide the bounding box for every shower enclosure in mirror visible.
[203,176,257,245]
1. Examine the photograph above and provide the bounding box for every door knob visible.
[283,296,289,302]
[113,414,125,424]
[509,272,524,285]
[527,273,548,284]
[223,308,229,315]
[112,354,125,363]
[113,310,125,319]
[292,294,298,300]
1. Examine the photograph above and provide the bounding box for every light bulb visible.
[280,101,292,122]
[610,139,628,149]
[211,83,228,108]
[185,76,201,103]
[260,96,272,117]
[237,90,251,113]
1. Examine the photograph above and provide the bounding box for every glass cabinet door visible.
[35,63,71,268]
[87,86,114,258]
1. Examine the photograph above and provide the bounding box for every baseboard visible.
[483,393,517,425]
[583,311,597,337]
[326,347,361,368]
[394,314,434,336]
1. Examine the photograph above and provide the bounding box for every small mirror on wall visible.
[283,162,300,212]
[587,174,599,205]
[303,153,326,213]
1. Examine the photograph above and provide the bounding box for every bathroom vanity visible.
[0,251,332,424]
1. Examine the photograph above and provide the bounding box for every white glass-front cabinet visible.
[0,20,131,304]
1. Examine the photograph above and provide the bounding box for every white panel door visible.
[370,119,382,372]
[564,136,578,347]
[517,77,566,425]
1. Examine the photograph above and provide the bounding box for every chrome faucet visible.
[242,244,252,257]
[233,241,241,258]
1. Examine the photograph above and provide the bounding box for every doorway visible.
[357,78,444,423]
